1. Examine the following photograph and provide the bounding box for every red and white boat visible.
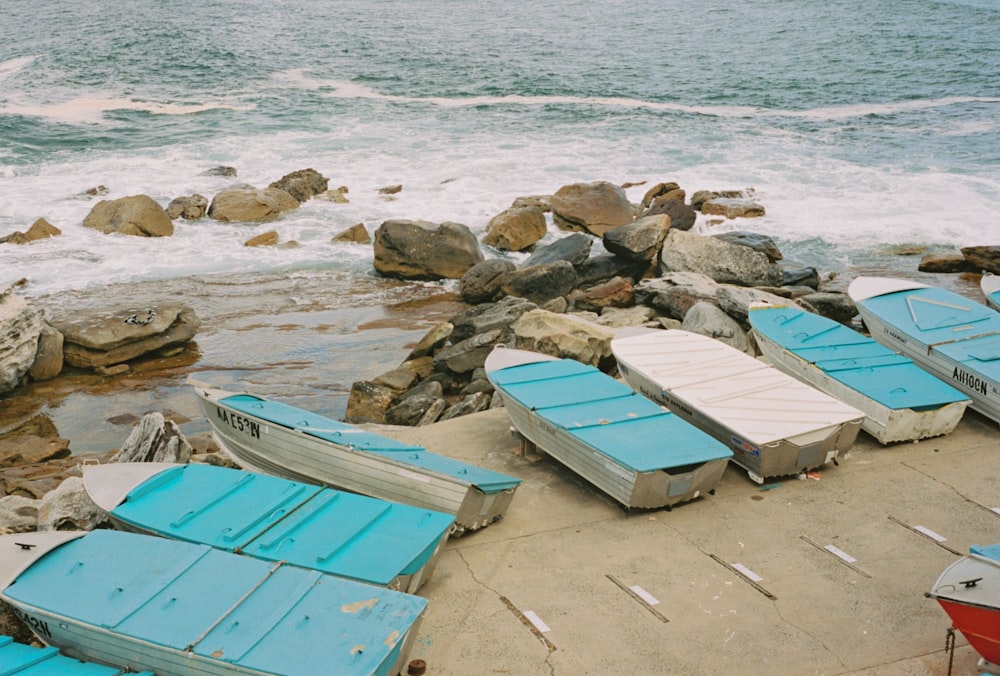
[927,543,1000,670]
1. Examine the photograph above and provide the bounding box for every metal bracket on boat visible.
[14,542,36,550]
[959,577,982,588]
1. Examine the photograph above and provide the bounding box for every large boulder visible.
[521,233,594,269]
[575,253,652,288]
[659,229,783,287]
[716,285,798,325]
[433,328,507,375]
[482,207,547,252]
[207,187,299,222]
[701,197,766,219]
[961,245,1000,274]
[373,220,484,281]
[49,302,200,369]
[603,214,671,261]
[83,195,174,237]
[711,231,783,262]
[510,309,615,367]
[268,168,329,203]
[549,181,637,236]
[0,285,44,394]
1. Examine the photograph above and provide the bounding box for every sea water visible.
[2,0,999,298]
[2,0,999,446]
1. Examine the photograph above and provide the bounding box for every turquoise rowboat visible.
[193,384,521,535]
[82,462,454,593]
[0,529,427,676]
[485,346,732,509]
[749,302,969,444]
[848,276,1000,425]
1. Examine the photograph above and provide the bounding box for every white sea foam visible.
[0,96,252,124]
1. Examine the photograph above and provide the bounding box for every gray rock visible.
[417,398,448,426]
[701,197,766,218]
[711,231,783,262]
[0,285,44,394]
[450,297,537,344]
[576,253,651,288]
[521,233,594,268]
[0,495,39,533]
[405,322,454,361]
[403,380,444,400]
[602,214,670,261]
[50,302,200,369]
[110,413,192,464]
[917,253,972,274]
[782,267,820,288]
[716,285,798,325]
[511,309,615,367]
[501,261,578,304]
[438,392,492,421]
[37,477,111,532]
[83,194,174,237]
[659,229,783,287]
[459,259,516,304]
[386,393,441,426]
[633,272,720,320]
[640,182,682,209]
[373,367,419,393]
[571,277,634,313]
[681,302,755,354]
[373,220,484,281]
[797,292,858,323]
[28,323,63,381]
[433,328,506,375]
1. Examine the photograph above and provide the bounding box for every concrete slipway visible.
[377,406,999,676]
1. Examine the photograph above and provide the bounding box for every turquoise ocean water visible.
[2,0,999,298]
[2,0,1000,446]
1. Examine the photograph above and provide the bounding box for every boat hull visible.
[848,277,1000,425]
[750,307,968,444]
[613,328,864,482]
[486,348,732,509]
[928,546,1000,666]
[983,273,1000,312]
[0,633,152,675]
[82,462,454,594]
[194,386,518,534]
[2,530,427,676]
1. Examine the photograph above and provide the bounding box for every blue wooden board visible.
[3,530,426,676]
[750,305,968,409]
[222,394,521,493]
[859,285,1000,383]
[110,463,454,586]
[490,359,732,472]
[0,636,151,675]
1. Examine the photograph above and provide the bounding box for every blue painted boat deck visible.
[751,305,968,409]
[110,464,454,586]
[0,636,150,675]
[221,394,521,493]
[972,543,1000,562]
[489,359,732,472]
[4,530,426,676]
[861,286,1000,382]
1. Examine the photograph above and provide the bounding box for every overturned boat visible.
[484,346,732,510]
[612,328,864,483]
[0,634,152,675]
[0,529,428,676]
[82,461,454,594]
[193,383,521,534]
[749,302,969,444]
[848,276,1000,424]
[927,543,1000,670]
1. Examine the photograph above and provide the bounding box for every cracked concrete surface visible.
[383,406,997,675]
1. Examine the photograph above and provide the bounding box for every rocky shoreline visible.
[1,171,998,644]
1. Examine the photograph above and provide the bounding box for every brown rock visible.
[208,187,299,223]
[28,324,63,381]
[960,245,1000,274]
[245,230,279,247]
[83,194,174,237]
[482,207,547,252]
[268,168,329,203]
[918,253,974,273]
[0,218,61,245]
[550,181,637,236]
[0,435,71,468]
[332,223,370,243]
[344,380,397,424]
